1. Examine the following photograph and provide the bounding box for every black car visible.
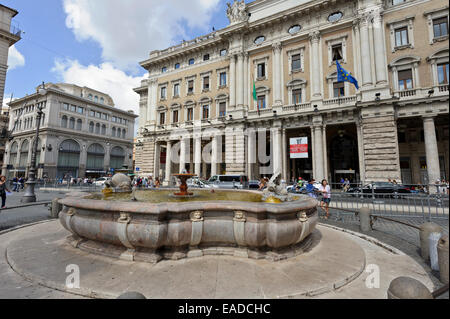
[348,182,411,198]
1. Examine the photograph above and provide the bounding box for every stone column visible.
[272,42,282,105]
[309,31,321,98]
[373,13,387,84]
[147,79,157,125]
[247,127,256,180]
[229,54,236,108]
[154,142,160,178]
[164,141,172,185]
[243,53,249,108]
[236,53,244,108]
[179,138,188,173]
[357,121,366,184]
[423,116,441,188]
[322,125,328,181]
[194,136,202,177]
[313,125,324,180]
[211,135,219,176]
[272,127,282,176]
[359,15,373,87]
[282,128,288,181]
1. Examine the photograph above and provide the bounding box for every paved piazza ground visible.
[0,190,448,299]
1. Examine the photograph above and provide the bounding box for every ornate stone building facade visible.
[134,0,449,186]
[0,4,21,171]
[2,83,137,179]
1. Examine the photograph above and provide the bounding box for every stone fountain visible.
[172,171,197,197]
[58,173,319,263]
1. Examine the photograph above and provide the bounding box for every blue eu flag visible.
[336,60,359,90]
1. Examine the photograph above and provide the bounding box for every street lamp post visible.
[22,82,47,203]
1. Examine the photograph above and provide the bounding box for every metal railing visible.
[9,179,103,193]
[329,192,449,220]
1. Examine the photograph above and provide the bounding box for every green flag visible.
[252,81,257,101]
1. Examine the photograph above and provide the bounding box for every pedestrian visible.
[18,177,25,190]
[258,178,267,191]
[306,179,318,199]
[343,178,350,192]
[0,176,11,209]
[12,176,18,192]
[155,177,161,188]
[318,179,331,219]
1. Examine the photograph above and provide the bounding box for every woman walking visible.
[0,176,11,209]
[319,179,331,219]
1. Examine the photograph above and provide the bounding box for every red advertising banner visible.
[290,137,308,159]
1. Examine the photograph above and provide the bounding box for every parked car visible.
[208,175,249,189]
[187,178,211,189]
[348,182,412,198]
[248,180,260,189]
[94,177,111,187]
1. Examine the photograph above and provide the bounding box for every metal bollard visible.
[419,222,443,261]
[50,198,62,219]
[116,291,147,299]
[387,277,433,299]
[438,235,449,284]
[359,207,372,232]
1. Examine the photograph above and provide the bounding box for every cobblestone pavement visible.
[320,208,449,299]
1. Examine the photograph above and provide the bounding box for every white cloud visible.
[2,95,17,108]
[52,59,146,115]
[8,45,25,71]
[63,0,221,71]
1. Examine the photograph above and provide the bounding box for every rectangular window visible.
[398,69,413,90]
[187,108,194,121]
[392,0,405,5]
[219,102,226,117]
[162,66,167,73]
[292,89,302,104]
[102,113,108,120]
[220,72,227,86]
[112,116,117,122]
[203,76,210,90]
[257,95,266,109]
[160,87,167,99]
[202,105,209,119]
[395,27,409,47]
[257,63,265,78]
[63,103,69,110]
[203,54,210,61]
[332,44,343,61]
[189,58,195,65]
[173,110,179,123]
[70,105,77,112]
[174,63,180,69]
[173,83,180,97]
[96,112,101,118]
[433,17,449,38]
[90,110,95,117]
[77,106,83,114]
[291,54,301,71]
[220,49,227,57]
[437,63,449,84]
[333,82,345,97]
[160,113,165,125]
[188,80,194,94]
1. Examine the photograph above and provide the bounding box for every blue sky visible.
[3,0,238,112]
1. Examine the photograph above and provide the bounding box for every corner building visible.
[134,0,449,186]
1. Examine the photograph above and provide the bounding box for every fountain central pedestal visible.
[172,173,197,197]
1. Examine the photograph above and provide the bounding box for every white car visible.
[94,177,110,186]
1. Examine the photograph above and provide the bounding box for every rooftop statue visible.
[226,0,249,25]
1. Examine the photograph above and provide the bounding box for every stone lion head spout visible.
[226,0,249,25]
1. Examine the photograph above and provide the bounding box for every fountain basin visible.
[58,189,318,263]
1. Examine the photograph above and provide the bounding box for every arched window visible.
[19,140,29,168]
[101,124,106,135]
[87,143,105,170]
[95,123,100,134]
[94,96,98,102]
[89,122,94,133]
[76,119,82,131]
[88,94,93,100]
[117,128,121,138]
[57,140,81,178]
[69,117,75,129]
[61,116,68,128]
[9,142,18,167]
[100,97,104,104]
[112,127,116,137]
[122,130,126,139]
[110,146,125,169]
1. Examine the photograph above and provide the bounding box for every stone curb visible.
[318,223,406,256]
[0,220,54,236]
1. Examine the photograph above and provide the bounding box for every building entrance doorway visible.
[328,125,359,185]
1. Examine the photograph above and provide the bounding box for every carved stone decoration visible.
[67,207,77,216]
[226,0,249,25]
[309,31,321,43]
[190,211,204,222]
[118,212,131,224]
[233,211,247,222]
[298,212,308,223]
